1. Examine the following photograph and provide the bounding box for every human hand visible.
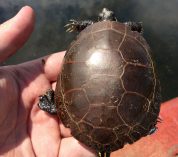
[0,6,96,157]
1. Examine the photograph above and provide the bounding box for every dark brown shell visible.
[55,21,161,153]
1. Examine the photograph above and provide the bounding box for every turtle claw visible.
[69,19,78,23]
[66,26,76,32]
[64,19,94,32]
[148,126,157,135]
[64,23,71,27]
[64,19,79,32]
[157,117,162,123]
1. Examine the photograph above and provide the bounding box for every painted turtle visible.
[39,8,161,157]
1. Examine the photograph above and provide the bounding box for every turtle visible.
[38,8,161,157]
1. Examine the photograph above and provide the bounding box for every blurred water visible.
[0,0,178,101]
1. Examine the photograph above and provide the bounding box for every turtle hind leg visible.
[38,89,57,115]
[64,19,93,32]
[98,152,111,157]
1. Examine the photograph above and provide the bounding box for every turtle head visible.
[98,8,117,21]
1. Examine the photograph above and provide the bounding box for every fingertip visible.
[14,5,35,26]
[0,6,35,63]
[11,5,35,40]
[1,5,35,33]
[19,5,34,13]
[43,51,65,81]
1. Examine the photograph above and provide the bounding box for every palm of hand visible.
[0,6,95,157]
[0,56,60,156]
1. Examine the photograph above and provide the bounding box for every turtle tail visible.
[98,151,110,157]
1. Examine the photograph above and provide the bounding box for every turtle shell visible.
[55,21,161,153]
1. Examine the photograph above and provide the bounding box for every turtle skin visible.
[54,21,161,153]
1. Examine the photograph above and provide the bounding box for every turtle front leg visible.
[38,89,57,115]
[125,21,143,33]
[64,19,93,32]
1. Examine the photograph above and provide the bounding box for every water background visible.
[0,0,178,102]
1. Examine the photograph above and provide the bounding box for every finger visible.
[0,6,35,63]
[43,51,65,82]
[59,122,72,138]
[59,137,97,157]
[29,103,60,157]
[11,51,65,83]
[5,51,65,106]
[52,82,57,90]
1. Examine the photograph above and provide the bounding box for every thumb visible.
[0,6,35,63]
